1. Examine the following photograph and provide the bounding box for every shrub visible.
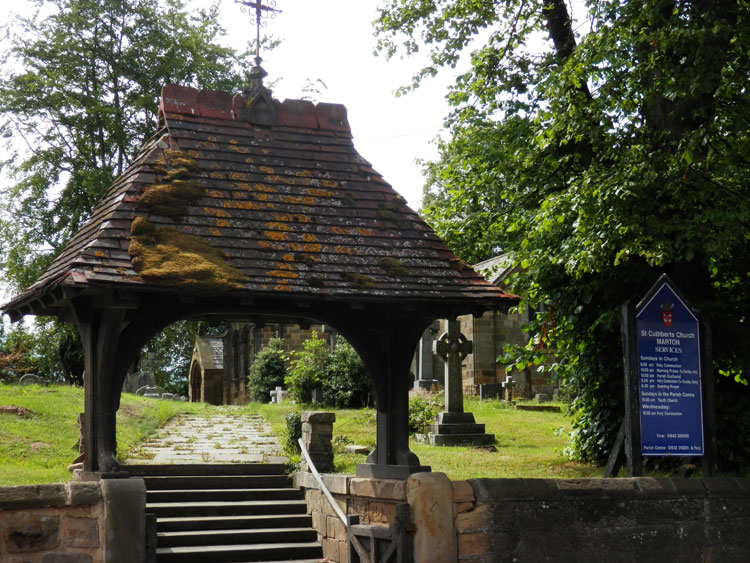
[284,411,302,454]
[321,339,372,408]
[285,331,328,403]
[247,336,288,402]
[408,392,442,434]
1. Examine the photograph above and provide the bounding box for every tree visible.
[0,0,252,382]
[140,321,199,396]
[0,0,252,290]
[247,336,288,403]
[376,0,750,470]
[285,331,329,404]
[321,338,371,408]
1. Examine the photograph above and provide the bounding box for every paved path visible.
[123,411,288,465]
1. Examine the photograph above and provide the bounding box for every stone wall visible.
[0,479,145,563]
[296,473,750,563]
[456,477,750,563]
[294,472,410,563]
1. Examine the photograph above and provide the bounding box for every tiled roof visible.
[2,84,517,319]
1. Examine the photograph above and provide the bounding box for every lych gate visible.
[1,67,517,480]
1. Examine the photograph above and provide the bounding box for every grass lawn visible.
[0,383,211,486]
[252,397,600,480]
[2,384,599,485]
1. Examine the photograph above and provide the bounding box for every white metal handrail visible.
[297,437,348,528]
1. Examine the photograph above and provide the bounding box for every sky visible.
[199,0,458,210]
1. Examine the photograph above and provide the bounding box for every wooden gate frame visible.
[348,503,414,563]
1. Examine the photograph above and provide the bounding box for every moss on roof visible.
[128,218,247,293]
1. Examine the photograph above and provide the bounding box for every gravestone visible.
[269,386,288,404]
[425,320,495,446]
[18,373,45,386]
[415,322,441,390]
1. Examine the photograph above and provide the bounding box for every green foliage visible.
[285,331,328,403]
[0,0,252,292]
[408,392,442,434]
[320,339,372,409]
[377,0,750,469]
[247,336,288,403]
[0,318,81,384]
[285,333,372,408]
[283,411,302,455]
[140,321,199,396]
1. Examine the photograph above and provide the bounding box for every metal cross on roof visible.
[235,0,281,65]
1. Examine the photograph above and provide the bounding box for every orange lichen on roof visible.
[210,172,225,179]
[354,227,372,236]
[204,207,231,218]
[265,231,289,241]
[254,184,277,193]
[268,270,299,279]
[231,172,248,181]
[259,166,275,174]
[282,254,295,262]
[266,222,293,232]
[267,175,297,186]
[321,179,338,188]
[280,195,315,205]
[305,188,334,198]
[216,220,229,228]
[335,245,360,255]
[233,200,266,210]
[303,243,322,253]
[296,170,313,177]
[273,213,293,222]
[331,226,348,235]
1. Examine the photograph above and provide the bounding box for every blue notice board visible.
[636,280,703,456]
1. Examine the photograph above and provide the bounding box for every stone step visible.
[142,474,291,490]
[146,499,309,518]
[427,422,487,435]
[157,527,317,548]
[427,433,496,446]
[123,463,288,477]
[147,488,303,503]
[156,514,313,533]
[155,541,322,563]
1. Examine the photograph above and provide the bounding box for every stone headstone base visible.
[422,411,496,447]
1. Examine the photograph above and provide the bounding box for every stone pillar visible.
[101,478,146,563]
[301,411,335,473]
[406,472,456,563]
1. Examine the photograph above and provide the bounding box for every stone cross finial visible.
[235,0,281,66]
[434,320,473,413]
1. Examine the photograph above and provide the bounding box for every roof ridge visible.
[158,85,350,133]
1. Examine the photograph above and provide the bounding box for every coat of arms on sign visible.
[661,301,674,327]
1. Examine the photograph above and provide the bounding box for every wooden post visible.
[621,300,643,476]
